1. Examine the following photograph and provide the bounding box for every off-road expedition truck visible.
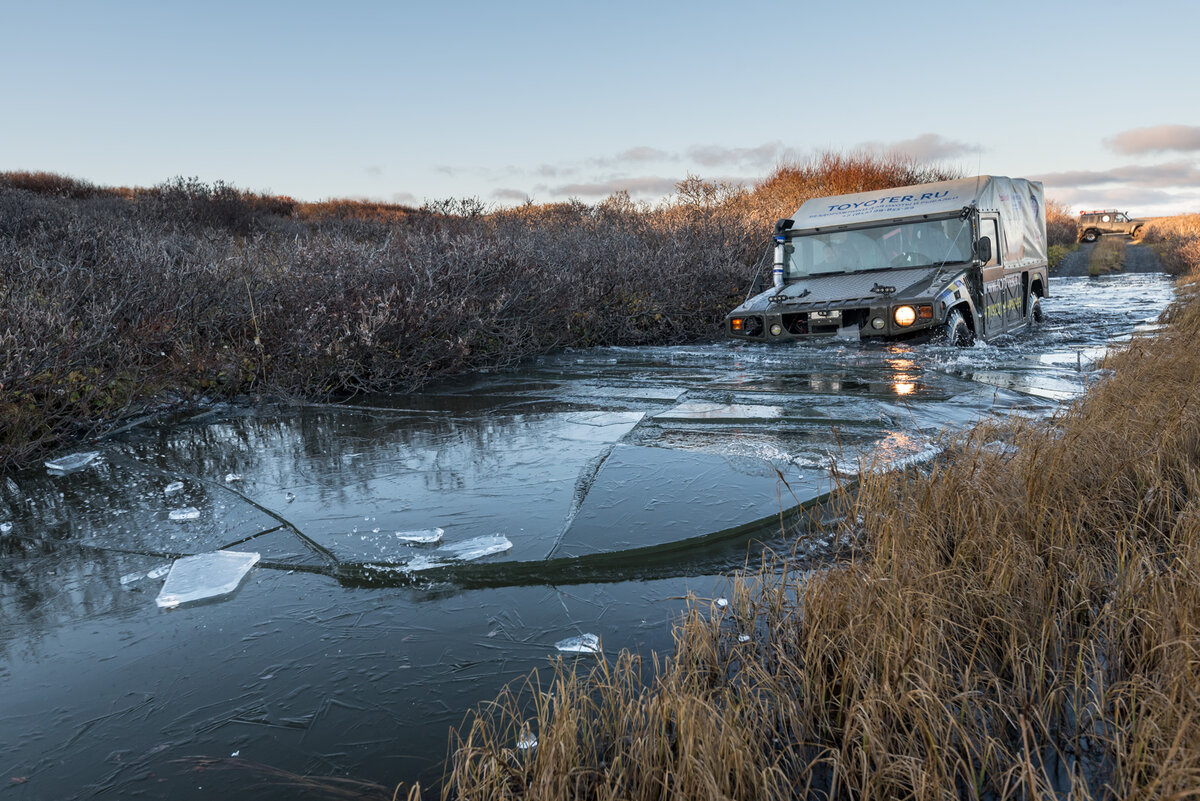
[1077,209,1144,242]
[725,175,1049,346]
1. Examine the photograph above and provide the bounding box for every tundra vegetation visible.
[444,229,1200,800]
[1046,198,1080,271]
[1088,236,1127,276]
[0,155,956,471]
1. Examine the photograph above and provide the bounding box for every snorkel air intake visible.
[772,218,792,289]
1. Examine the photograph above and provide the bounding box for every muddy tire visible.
[1031,295,1046,325]
[1082,230,1099,243]
[938,308,973,346]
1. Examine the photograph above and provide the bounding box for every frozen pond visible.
[0,274,1175,798]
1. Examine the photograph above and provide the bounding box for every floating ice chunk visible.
[45,451,101,474]
[715,597,729,609]
[395,528,444,545]
[120,571,144,586]
[224,473,242,483]
[440,534,512,561]
[168,507,201,521]
[285,492,296,503]
[979,440,1018,456]
[0,522,12,535]
[555,633,601,654]
[146,564,172,580]
[389,534,513,573]
[164,481,185,496]
[516,723,537,750]
[737,634,752,643]
[155,551,261,609]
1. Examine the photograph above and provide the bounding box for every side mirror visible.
[774,218,794,237]
[974,238,992,263]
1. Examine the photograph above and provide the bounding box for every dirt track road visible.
[1055,240,1163,277]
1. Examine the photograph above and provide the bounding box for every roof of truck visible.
[790,175,1043,230]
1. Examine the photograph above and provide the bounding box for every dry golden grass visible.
[1088,236,1126,275]
[1142,213,1200,276]
[445,246,1200,799]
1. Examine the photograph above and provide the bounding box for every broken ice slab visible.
[146,564,172,579]
[401,534,514,572]
[0,521,12,535]
[168,507,201,521]
[715,597,729,609]
[440,534,511,561]
[737,634,752,643]
[164,481,185,496]
[555,633,601,654]
[395,528,444,545]
[120,571,144,586]
[45,451,101,474]
[224,473,242,483]
[516,723,538,750]
[155,551,261,609]
[653,402,784,423]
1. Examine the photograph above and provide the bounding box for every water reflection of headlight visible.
[893,381,916,396]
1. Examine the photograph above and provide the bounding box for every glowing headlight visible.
[769,323,783,336]
[893,305,916,327]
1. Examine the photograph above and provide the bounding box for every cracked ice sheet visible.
[552,444,825,560]
[12,456,282,557]
[115,408,645,566]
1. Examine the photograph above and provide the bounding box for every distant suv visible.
[1078,209,1144,242]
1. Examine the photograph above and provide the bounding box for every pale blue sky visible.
[4,0,1199,214]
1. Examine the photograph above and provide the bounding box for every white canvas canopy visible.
[791,176,1047,266]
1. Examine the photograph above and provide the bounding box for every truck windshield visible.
[784,217,972,280]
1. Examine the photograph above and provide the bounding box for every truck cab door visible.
[977,215,1006,336]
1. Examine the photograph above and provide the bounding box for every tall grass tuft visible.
[446,244,1200,799]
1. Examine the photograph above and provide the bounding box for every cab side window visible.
[979,218,1000,266]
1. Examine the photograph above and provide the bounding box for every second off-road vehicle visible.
[1077,209,1144,242]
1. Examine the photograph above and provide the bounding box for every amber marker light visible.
[893,305,917,327]
[731,318,744,332]
[917,305,933,319]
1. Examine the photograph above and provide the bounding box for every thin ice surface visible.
[155,550,261,609]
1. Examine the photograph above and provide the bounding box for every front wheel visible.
[1082,230,1099,243]
[937,308,974,346]
[1031,295,1046,325]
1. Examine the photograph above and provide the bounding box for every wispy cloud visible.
[391,191,417,205]
[1105,125,1200,155]
[686,142,792,169]
[1033,161,1200,189]
[491,187,531,202]
[857,133,982,162]
[364,165,383,178]
[550,176,683,198]
[591,146,674,167]
[1046,185,1200,211]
